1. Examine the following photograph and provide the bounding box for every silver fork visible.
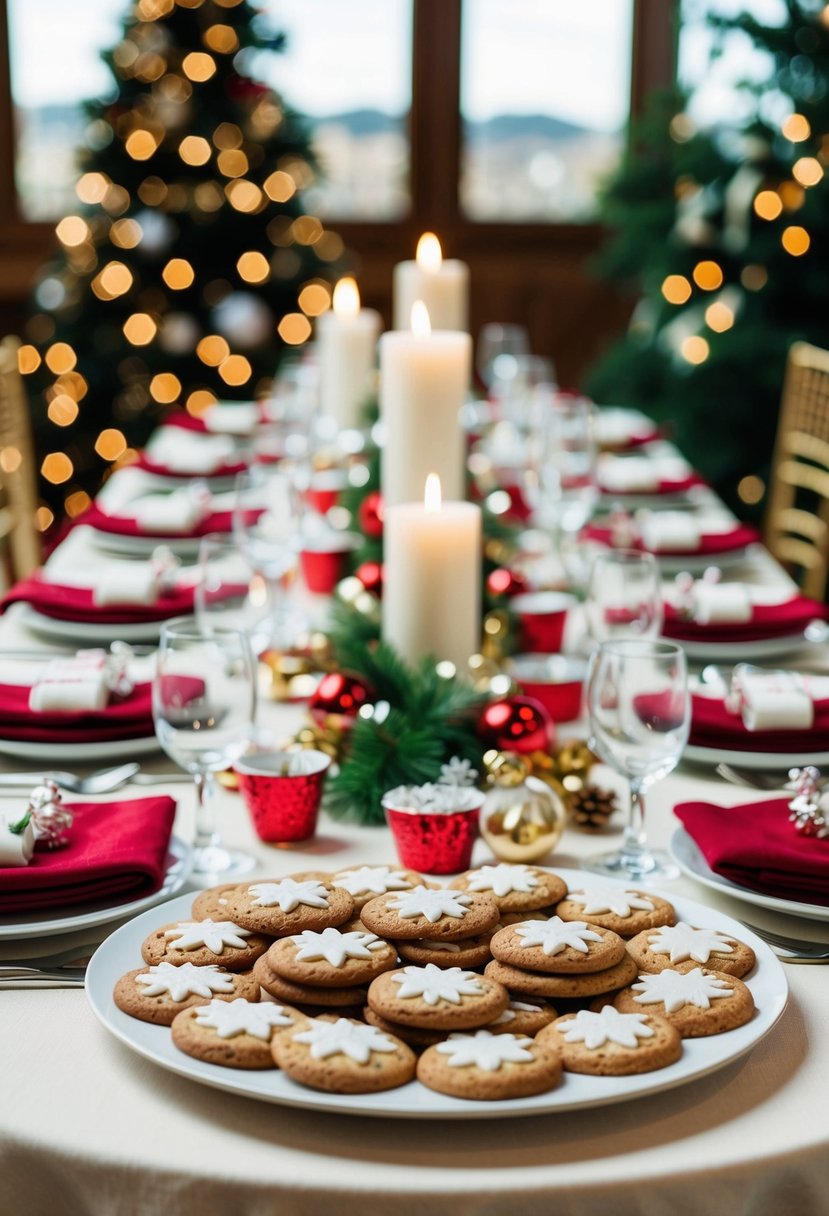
[740,919,829,962]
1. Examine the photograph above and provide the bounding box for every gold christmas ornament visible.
[480,749,566,863]
[286,718,345,763]
[481,609,512,662]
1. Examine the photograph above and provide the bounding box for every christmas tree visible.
[19,0,345,526]
[586,1,829,517]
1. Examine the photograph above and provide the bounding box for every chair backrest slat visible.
[0,335,40,581]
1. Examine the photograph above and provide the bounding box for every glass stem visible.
[193,770,219,851]
[621,778,649,865]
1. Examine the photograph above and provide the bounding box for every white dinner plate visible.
[0,733,160,763]
[652,547,752,574]
[16,603,165,646]
[0,835,192,940]
[669,827,829,923]
[88,529,203,560]
[669,631,817,662]
[85,871,787,1121]
[683,740,829,769]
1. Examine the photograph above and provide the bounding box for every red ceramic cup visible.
[235,750,331,844]
[382,790,485,875]
[304,469,349,516]
[507,654,587,723]
[300,533,358,594]
[511,591,577,654]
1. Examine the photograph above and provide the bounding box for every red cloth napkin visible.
[0,575,197,625]
[134,452,247,480]
[0,681,154,743]
[689,690,829,752]
[663,595,828,643]
[674,797,829,905]
[583,522,760,556]
[0,796,177,911]
[599,426,662,452]
[599,473,706,496]
[76,502,239,539]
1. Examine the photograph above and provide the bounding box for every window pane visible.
[461,0,633,222]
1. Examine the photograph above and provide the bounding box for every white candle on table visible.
[383,473,481,674]
[315,278,381,430]
[393,233,470,333]
[380,302,471,508]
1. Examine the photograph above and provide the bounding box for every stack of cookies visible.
[111,862,759,1101]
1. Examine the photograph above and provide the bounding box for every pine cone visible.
[569,784,618,830]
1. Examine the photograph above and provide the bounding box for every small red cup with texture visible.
[382,789,485,875]
[511,591,577,654]
[300,533,358,594]
[507,653,586,723]
[235,750,331,844]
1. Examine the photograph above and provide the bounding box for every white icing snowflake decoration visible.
[292,1018,397,1064]
[632,967,734,1014]
[513,917,603,956]
[194,998,294,1040]
[289,927,385,968]
[647,922,735,965]
[135,961,234,1002]
[560,1007,655,1050]
[389,887,473,923]
[392,964,482,1006]
[465,864,539,898]
[492,1000,543,1026]
[383,782,482,813]
[567,885,655,917]
[437,1031,534,1072]
[247,878,330,912]
[163,920,251,953]
[332,866,412,897]
[439,756,478,787]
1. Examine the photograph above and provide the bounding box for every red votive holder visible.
[300,533,358,594]
[235,750,330,844]
[382,789,485,875]
[511,591,577,654]
[507,654,587,723]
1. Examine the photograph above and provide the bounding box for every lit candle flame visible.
[424,473,442,513]
[332,276,360,318]
[416,232,442,273]
[411,299,431,338]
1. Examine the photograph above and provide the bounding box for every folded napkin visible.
[28,651,110,713]
[639,512,701,552]
[131,487,210,535]
[674,797,829,905]
[78,501,235,540]
[663,594,827,642]
[689,685,829,752]
[1,574,197,625]
[594,409,661,451]
[598,457,701,496]
[163,404,261,436]
[0,795,176,912]
[583,521,759,557]
[0,680,153,743]
[139,428,244,478]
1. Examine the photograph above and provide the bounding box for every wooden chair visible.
[0,335,40,587]
[764,340,829,601]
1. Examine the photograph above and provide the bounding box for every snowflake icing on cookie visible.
[567,885,655,918]
[632,967,734,1013]
[289,927,385,968]
[392,964,483,1005]
[163,920,251,953]
[247,878,330,912]
[465,864,539,898]
[560,1006,655,1050]
[514,917,603,956]
[647,922,735,965]
[493,1000,545,1025]
[135,961,235,1001]
[292,1018,397,1064]
[332,866,412,897]
[194,998,294,1040]
[437,1031,534,1072]
[389,887,473,923]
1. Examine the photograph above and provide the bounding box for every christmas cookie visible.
[490,918,626,974]
[555,885,676,938]
[190,883,240,920]
[487,997,558,1037]
[449,864,567,912]
[271,1015,417,1093]
[225,878,354,936]
[140,919,271,971]
[114,962,259,1026]
[330,865,427,910]
[613,967,756,1037]
[537,1006,682,1076]
[171,998,300,1069]
[417,1030,562,1100]
[499,909,551,927]
[626,922,756,978]
[264,927,399,988]
[484,952,638,999]
[253,951,368,1009]
[367,964,509,1031]
[360,887,499,942]
[395,929,495,970]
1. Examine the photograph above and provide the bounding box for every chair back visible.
[0,335,40,586]
[764,341,829,600]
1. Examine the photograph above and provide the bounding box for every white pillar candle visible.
[393,233,470,333]
[383,474,481,674]
[380,302,471,508]
[316,278,381,431]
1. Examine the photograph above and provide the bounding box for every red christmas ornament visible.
[355,560,383,596]
[486,567,530,599]
[478,695,555,754]
[358,491,384,539]
[309,671,374,727]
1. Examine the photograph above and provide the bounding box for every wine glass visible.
[233,464,305,650]
[153,618,257,878]
[586,550,664,643]
[584,638,690,881]
[529,390,598,584]
[476,322,530,392]
[195,532,273,657]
